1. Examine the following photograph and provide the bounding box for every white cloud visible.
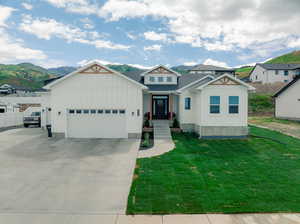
[0,5,15,27]
[126,32,137,40]
[144,44,162,51]
[45,0,97,14]
[97,0,300,57]
[22,3,33,10]
[79,17,94,29]
[144,31,169,42]
[0,28,46,63]
[203,58,229,68]
[183,61,198,66]
[19,15,130,50]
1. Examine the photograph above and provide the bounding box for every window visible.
[229,96,239,114]
[149,76,155,82]
[167,77,172,82]
[284,80,288,83]
[69,109,75,114]
[184,97,191,110]
[137,109,140,116]
[284,70,289,76]
[275,70,279,75]
[97,109,103,114]
[105,109,111,114]
[83,109,89,114]
[76,109,82,114]
[256,75,258,80]
[119,109,126,114]
[91,109,96,114]
[112,109,118,114]
[158,77,164,82]
[210,96,220,114]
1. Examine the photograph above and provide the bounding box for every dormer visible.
[141,65,181,85]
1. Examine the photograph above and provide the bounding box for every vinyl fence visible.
[0,112,24,128]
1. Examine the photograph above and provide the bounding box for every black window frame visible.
[184,97,191,110]
[210,96,220,114]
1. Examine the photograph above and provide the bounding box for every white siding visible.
[179,91,198,124]
[199,85,248,127]
[275,80,300,119]
[250,65,296,84]
[50,72,143,136]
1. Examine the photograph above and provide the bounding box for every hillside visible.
[235,66,254,79]
[0,63,56,90]
[266,50,300,64]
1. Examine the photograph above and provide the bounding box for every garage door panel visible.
[67,112,127,138]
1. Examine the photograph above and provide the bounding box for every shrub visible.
[144,119,150,128]
[141,132,150,147]
[173,118,180,128]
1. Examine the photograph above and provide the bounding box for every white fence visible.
[0,112,24,128]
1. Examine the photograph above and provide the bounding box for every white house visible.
[250,63,300,84]
[43,61,254,139]
[274,76,300,120]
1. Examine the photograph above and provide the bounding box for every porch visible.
[143,93,179,121]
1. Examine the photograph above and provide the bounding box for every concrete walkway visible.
[138,120,175,158]
[0,213,299,223]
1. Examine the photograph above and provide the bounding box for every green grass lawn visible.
[127,126,300,214]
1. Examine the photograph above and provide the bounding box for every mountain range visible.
[0,50,299,90]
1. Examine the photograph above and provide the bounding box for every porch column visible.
[149,93,152,120]
[169,94,173,120]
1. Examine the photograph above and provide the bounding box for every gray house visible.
[188,64,235,76]
[250,63,300,84]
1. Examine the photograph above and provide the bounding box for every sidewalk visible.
[0,213,299,224]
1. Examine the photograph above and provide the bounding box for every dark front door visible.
[153,95,169,119]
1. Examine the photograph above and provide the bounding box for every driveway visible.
[0,128,139,215]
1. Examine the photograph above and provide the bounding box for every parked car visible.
[23,111,41,128]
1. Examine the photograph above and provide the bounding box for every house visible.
[0,84,16,95]
[250,63,300,84]
[188,64,235,76]
[273,76,300,120]
[43,61,254,139]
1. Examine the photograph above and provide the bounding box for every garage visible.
[66,109,127,138]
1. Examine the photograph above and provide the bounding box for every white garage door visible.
[66,109,127,138]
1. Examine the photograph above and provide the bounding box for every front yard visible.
[127,126,300,214]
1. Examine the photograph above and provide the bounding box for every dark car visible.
[23,111,41,128]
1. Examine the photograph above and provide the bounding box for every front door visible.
[153,95,169,119]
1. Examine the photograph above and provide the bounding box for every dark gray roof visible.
[258,63,300,70]
[44,70,221,92]
[189,64,234,71]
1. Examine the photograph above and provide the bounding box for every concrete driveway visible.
[0,128,139,215]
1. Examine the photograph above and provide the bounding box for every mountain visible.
[0,63,57,90]
[48,66,77,76]
[171,65,193,74]
[235,50,300,79]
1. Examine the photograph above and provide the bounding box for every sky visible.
[0,0,299,69]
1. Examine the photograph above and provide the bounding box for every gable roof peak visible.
[141,64,182,77]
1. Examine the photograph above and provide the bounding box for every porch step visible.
[153,120,172,140]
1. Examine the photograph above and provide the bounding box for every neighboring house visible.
[250,63,300,84]
[274,76,300,120]
[188,64,235,76]
[43,61,254,139]
[0,84,16,95]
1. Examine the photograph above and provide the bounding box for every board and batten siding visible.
[50,72,143,135]
[275,80,300,119]
[199,85,248,127]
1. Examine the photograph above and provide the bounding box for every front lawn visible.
[127,126,300,214]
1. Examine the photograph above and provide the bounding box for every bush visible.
[173,118,180,128]
[141,132,150,147]
[144,119,150,128]
[249,94,274,113]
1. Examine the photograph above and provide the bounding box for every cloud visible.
[44,0,97,14]
[22,3,33,10]
[0,5,15,27]
[203,58,229,68]
[19,15,130,50]
[0,28,47,63]
[144,44,162,51]
[97,0,300,57]
[126,32,137,40]
[79,17,94,29]
[183,61,198,66]
[144,31,169,42]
